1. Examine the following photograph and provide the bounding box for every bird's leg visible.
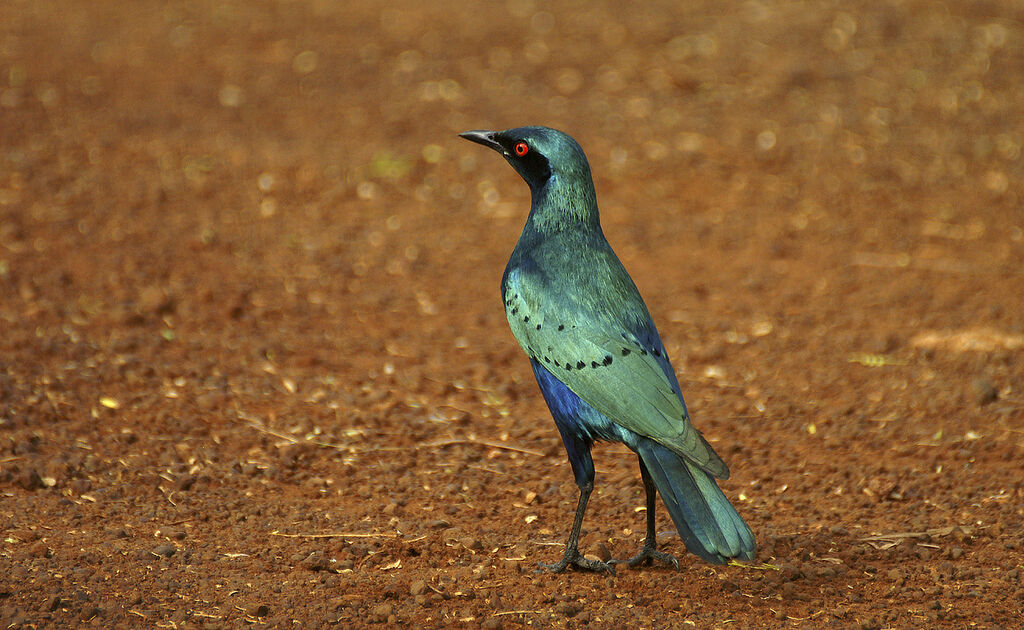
[537,481,616,575]
[623,457,680,570]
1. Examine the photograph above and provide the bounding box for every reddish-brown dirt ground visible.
[2,1,1023,628]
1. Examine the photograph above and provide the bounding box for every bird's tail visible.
[636,438,755,564]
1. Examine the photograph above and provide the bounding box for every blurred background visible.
[2,0,1023,626]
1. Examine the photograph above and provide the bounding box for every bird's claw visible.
[619,546,680,571]
[536,550,616,575]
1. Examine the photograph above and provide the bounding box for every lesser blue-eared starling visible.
[460,126,755,573]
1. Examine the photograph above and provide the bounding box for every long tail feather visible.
[636,438,755,564]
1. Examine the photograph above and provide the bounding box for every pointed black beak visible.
[459,130,505,153]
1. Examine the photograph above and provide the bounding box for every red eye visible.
[514,142,529,156]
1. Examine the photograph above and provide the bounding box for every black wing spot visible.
[575,360,585,369]
[652,348,661,358]
[524,316,529,323]
[640,349,648,356]
[602,355,613,366]
[590,361,599,368]
[511,307,519,315]
[621,348,631,356]
[544,356,551,363]
[558,325,565,331]
[536,324,541,330]
[564,362,572,370]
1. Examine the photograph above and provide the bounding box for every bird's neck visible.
[528,174,600,234]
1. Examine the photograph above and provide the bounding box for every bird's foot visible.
[619,545,680,571]
[536,549,616,575]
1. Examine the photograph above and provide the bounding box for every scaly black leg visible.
[622,457,680,570]
[537,481,616,575]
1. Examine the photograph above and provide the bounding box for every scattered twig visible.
[270,530,400,539]
[467,464,509,475]
[859,525,974,542]
[848,353,907,367]
[493,610,543,616]
[239,409,543,457]
[417,438,544,457]
[43,390,63,415]
[237,410,351,450]
[728,559,780,570]
[157,485,178,507]
[425,582,446,595]
[192,611,223,619]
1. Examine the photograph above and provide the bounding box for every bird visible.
[459,126,755,573]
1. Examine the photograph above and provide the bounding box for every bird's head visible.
[459,126,592,194]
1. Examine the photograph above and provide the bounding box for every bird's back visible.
[503,226,649,330]
[502,223,729,479]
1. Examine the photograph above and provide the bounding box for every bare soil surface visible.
[2,1,1023,628]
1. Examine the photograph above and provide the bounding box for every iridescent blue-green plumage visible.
[460,126,755,571]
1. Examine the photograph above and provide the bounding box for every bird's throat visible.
[528,177,600,235]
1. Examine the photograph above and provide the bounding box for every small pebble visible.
[300,551,328,571]
[779,564,801,581]
[153,543,176,558]
[79,606,101,621]
[176,474,197,491]
[972,377,997,404]
[409,580,427,596]
[19,469,44,491]
[156,526,185,540]
[248,604,270,617]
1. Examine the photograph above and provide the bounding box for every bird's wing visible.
[504,265,729,479]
